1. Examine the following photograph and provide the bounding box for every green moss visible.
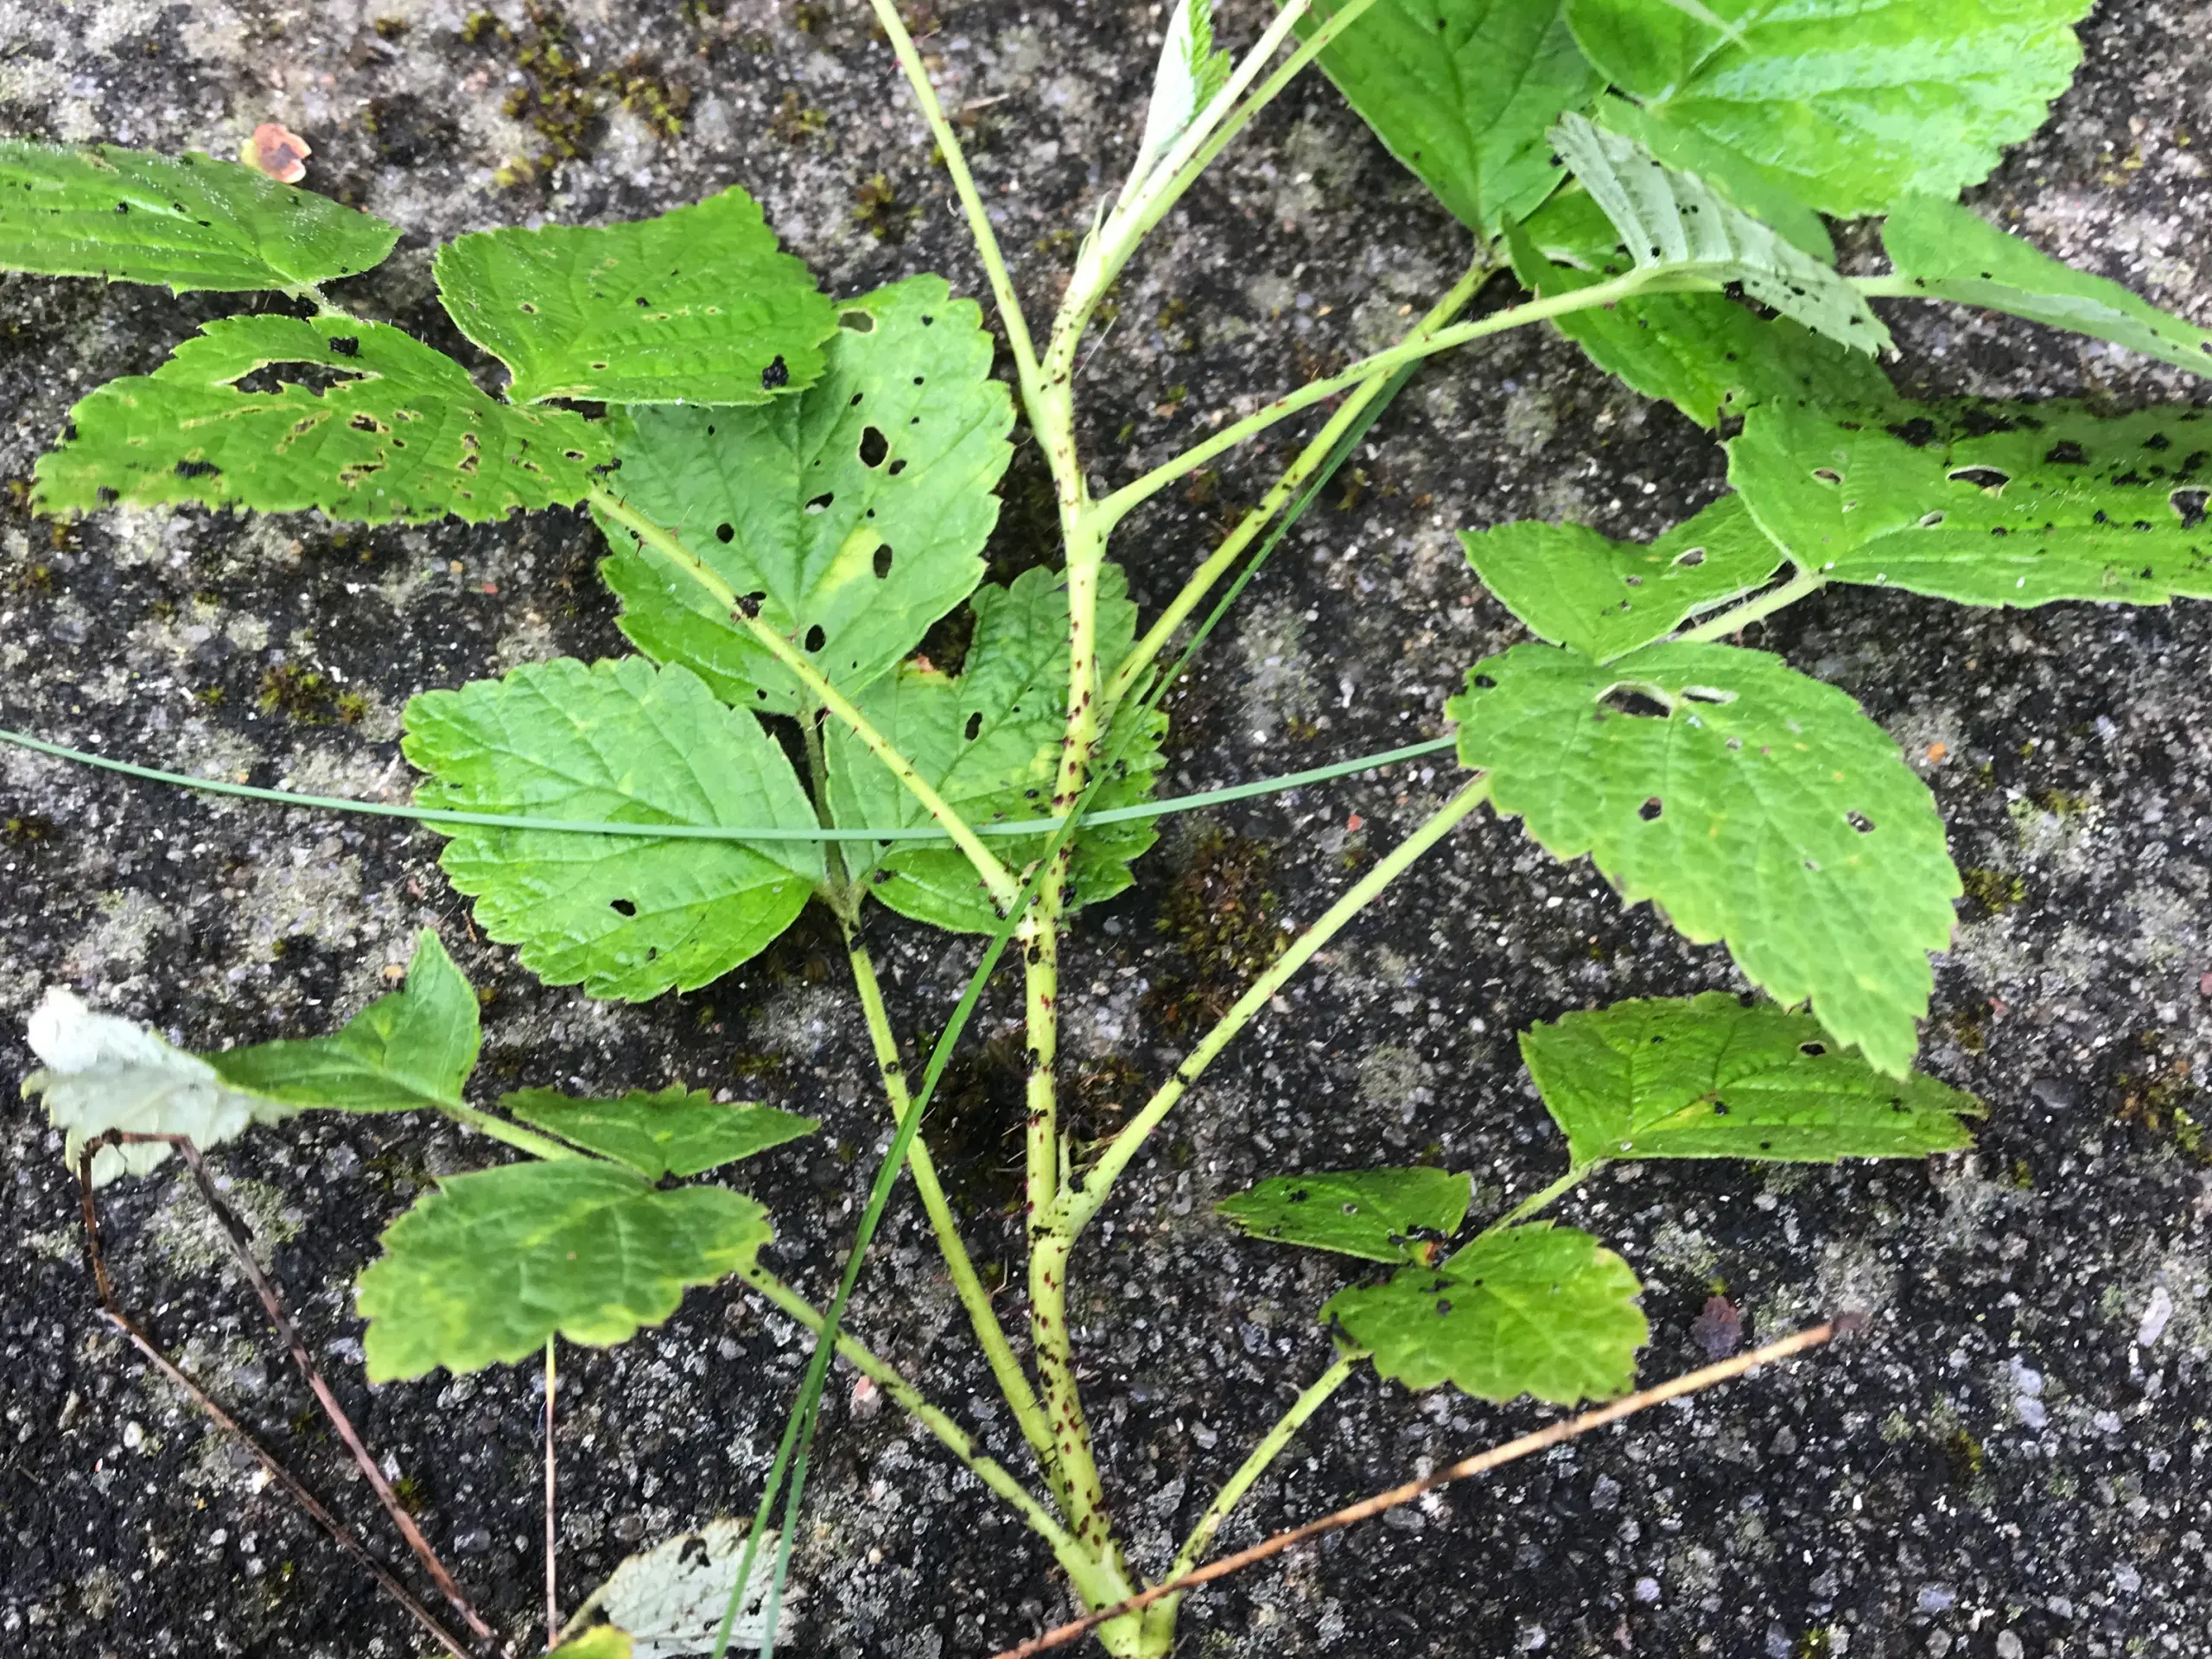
[771,91,825,143]
[256,663,337,723]
[468,3,690,188]
[1144,823,1289,1035]
[854,174,919,243]
[1960,866,2025,913]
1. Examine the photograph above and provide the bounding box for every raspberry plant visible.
[10,0,2209,1654]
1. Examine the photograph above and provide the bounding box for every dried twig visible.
[74,1148,475,1659]
[990,1319,1850,1659]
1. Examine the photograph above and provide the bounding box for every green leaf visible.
[502,1086,817,1179]
[1507,190,1892,429]
[31,315,606,525]
[1729,398,2212,607]
[1562,0,2093,216]
[22,988,293,1186]
[1449,640,1959,1076]
[597,277,1013,715]
[401,657,825,1001]
[588,1519,786,1656]
[1293,0,1599,235]
[549,1630,632,1659]
[357,1159,772,1379]
[206,929,479,1112]
[1217,1168,1472,1263]
[1883,194,2212,381]
[1123,0,1234,204]
[1522,991,1982,1166]
[823,563,1167,932]
[433,185,837,406]
[0,141,399,292]
[1548,113,1890,355]
[1325,1223,1645,1404]
[1592,93,1831,263]
[1462,493,1785,662]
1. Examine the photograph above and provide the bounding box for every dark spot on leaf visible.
[1811,467,1843,486]
[1638,797,1662,821]
[873,543,893,579]
[858,425,889,467]
[887,458,907,476]
[635,296,650,307]
[2144,432,2171,451]
[1888,417,1939,448]
[1847,810,1874,833]
[760,354,789,391]
[963,710,983,741]
[1800,1041,1827,1056]
[715,523,734,543]
[1433,1299,1452,1318]
[839,309,876,334]
[1471,673,1497,690]
[2174,488,2209,530]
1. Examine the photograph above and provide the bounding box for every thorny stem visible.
[1676,563,1828,641]
[588,484,1023,914]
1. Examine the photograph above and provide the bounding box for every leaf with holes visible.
[1218,1168,1472,1263]
[0,141,399,292]
[1292,0,1599,235]
[401,657,824,1001]
[1562,0,2093,216]
[596,276,1012,715]
[823,563,1167,932]
[589,1519,792,1657]
[1449,641,1959,1076]
[357,1159,772,1379]
[502,1086,817,1179]
[433,186,837,406]
[1325,1223,1645,1404]
[1729,398,2212,607]
[31,315,605,524]
[1591,93,1832,263]
[1463,494,1785,662]
[1883,194,2212,381]
[1522,992,1982,1166]
[1123,0,1233,204]
[1549,114,1889,355]
[205,929,477,1113]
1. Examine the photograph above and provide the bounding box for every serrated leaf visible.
[1507,189,1892,429]
[358,1159,772,1379]
[1562,0,2093,216]
[22,989,293,1186]
[1325,1223,1645,1404]
[1292,0,1599,235]
[32,315,606,525]
[1730,397,2212,607]
[1522,991,1982,1166]
[590,1518,791,1657]
[1549,113,1890,355]
[1591,93,1830,263]
[597,277,1012,715]
[1883,194,2212,381]
[1449,641,1958,1076]
[207,929,479,1112]
[1462,493,1785,662]
[1122,0,1234,205]
[402,658,824,1001]
[433,186,837,406]
[823,563,1166,932]
[1217,1168,1471,1263]
[503,1086,817,1179]
[0,140,398,292]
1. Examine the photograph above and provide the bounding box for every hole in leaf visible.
[1680,685,1734,705]
[1637,797,1662,821]
[858,426,890,467]
[174,459,219,480]
[873,543,893,579]
[1810,467,1843,486]
[887,458,907,475]
[804,624,826,652]
[1601,686,1671,719]
[1799,1041,1827,1056]
[1803,858,1821,872]
[235,361,362,396]
[2173,488,2209,530]
[963,710,983,741]
[326,336,359,358]
[2044,439,2088,465]
[1433,1299,1452,1318]
[634,296,650,308]
[804,493,834,513]
[1623,574,1643,588]
[1287,1188,1310,1205]
[1949,465,2012,491]
[849,391,864,407]
[1712,1099,1729,1115]
[1340,1202,1359,1215]
[609,898,638,917]
[1471,673,1497,690]
[1846,810,1874,834]
[1918,511,1947,528]
[348,412,386,434]
[715,522,734,543]
[1673,545,1707,567]
[518,301,537,314]
[760,355,789,391]
[839,309,876,333]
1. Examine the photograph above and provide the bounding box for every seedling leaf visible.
[1450,640,1959,1076]
[1217,1168,1471,1263]
[22,990,293,1185]
[0,140,398,292]
[32,315,606,524]
[358,1159,772,1379]
[1548,113,1890,355]
[1562,0,2092,215]
[1122,0,1233,205]
[589,1518,791,1657]
[502,1086,817,1179]
[207,929,480,1112]
[401,658,824,1001]
[1462,493,1785,662]
[1883,194,2212,381]
[598,276,1012,715]
[1522,992,1982,1166]
[1294,0,1600,234]
[823,563,1166,932]
[433,186,836,406]
[1325,1222,1645,1404]
[1730,398,2212,607]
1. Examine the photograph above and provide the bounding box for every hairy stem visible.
[1676,564,1827,641]
[1166,1354,1359,1583]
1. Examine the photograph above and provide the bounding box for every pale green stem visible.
[1100,257,1494,710]
[1677,565,1827,642]
[1850,273,1923,299]
[1165,1354,1359,1584]
[543,1337,558,1651]
[1098,266,1706,523]
[842,927,1068,1506]
[587,485,1022,915]
[1478,1163,1602,1240]
[442,1103,578,1163]
[1058,775,1493,1243]
[738,1262,1134,1609]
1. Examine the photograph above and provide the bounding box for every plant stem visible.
[1850,273,1923,299]
[1166,1354,1358,1583]
[543,1337,559,1654]
[1101,258,1493,708]
[1478,1163,1601,1239]
[737,1262,1135,1609]
[1098,266,1703,522]
[842,925,1066,1502]
[443,1101,581,1163]
[1058,776,1492,1242]
[588,484,1023,914]
[1676,564,1827,641]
